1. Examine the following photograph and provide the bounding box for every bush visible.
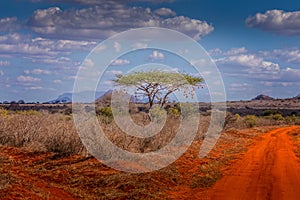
[98,107,113,124]
[99,107,113,117]
[0,108,8,117]
[285,115,300,124]
[149,106,167,123]
[234,113,241,121]
[269,114,284,121]
[167,107,181,117]
[243,115,257,128]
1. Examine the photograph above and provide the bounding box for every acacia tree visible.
[114,71,203,109]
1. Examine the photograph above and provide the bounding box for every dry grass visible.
[0,111,84,156]
[288,128,300,158]
[0,108,299,157]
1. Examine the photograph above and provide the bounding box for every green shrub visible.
[234,113,241,121]
[167,107,181,117]
[285,115,299,124]
[150,106,166,123]
[99,107,113,117]
[0,108,8,117]
[270,114,284,121]
[98,107,113,124]
[243,115,257,128]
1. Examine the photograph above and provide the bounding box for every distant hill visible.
[47,91,106,103]
[47,93,72,104]
[252,94,274,101]
[293,94,300,100]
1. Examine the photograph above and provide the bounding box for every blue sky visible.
[0,0,300,102]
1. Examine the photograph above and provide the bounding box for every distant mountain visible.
[47,91,107,103]
[95,90,113,105]
[252,94,274,101]
[293,94,300,100]
[47,93,72,104]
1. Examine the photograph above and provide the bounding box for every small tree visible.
[114,71,203,110]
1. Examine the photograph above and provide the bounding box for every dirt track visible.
[197,126,300,200]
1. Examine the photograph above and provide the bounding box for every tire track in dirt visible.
[196,126,300,200]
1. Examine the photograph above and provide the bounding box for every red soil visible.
[193,126,300,200]
[1,126,300,199]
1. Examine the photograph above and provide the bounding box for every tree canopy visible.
[114,71,203,109]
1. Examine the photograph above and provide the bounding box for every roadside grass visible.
[288,128,300,159]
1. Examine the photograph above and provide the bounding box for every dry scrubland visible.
[0,105,300,199]
[1,106,299,156]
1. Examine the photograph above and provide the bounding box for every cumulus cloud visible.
[0,33,96,60]
[263,48,300,65]
[53,79,62,84]
[25,68,52,75]
[111,59,130,66]
[280,67,300,82]
[154,8,176,16]
[216,54,280,74]
[224,47,247,56]
[106,70,123,75]
[229,83,249,91]
[55,0,175,5]
[246,10,300,35]
[114,42,121,53]
[149,50,165,60]
[27,86,43,90]
[0,60,10,66]
[27,5,213,40]
[17,75,41,83]
[0,17,20,32]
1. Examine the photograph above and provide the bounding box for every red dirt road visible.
[196,126,300,200]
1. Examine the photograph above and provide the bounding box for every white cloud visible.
[280,67,300,82]
[32,69,52,75]
[246,10,300,35]
[56,0,175,5]
[216,54,262,68]
[81,58,94,69]
[53,79,62,84]
[0,33,96,58]
[131,42,148,50]
[265,48,300,65]
[111,59,130,66]
[215,53,280,75]
[27,86,43,90]
[24,69,52,75]
[229,83,249,91]
[114,42,121,53]
[0,70,4,76]
[149,50,165,60]
[224,47,247,56]
[0,60,10,66]
[154,8,176,16]
[208,48,222,56]
[0,17,20,32]
[27,5,213,40]
[106,70,123,75]
[17,75,41,83]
